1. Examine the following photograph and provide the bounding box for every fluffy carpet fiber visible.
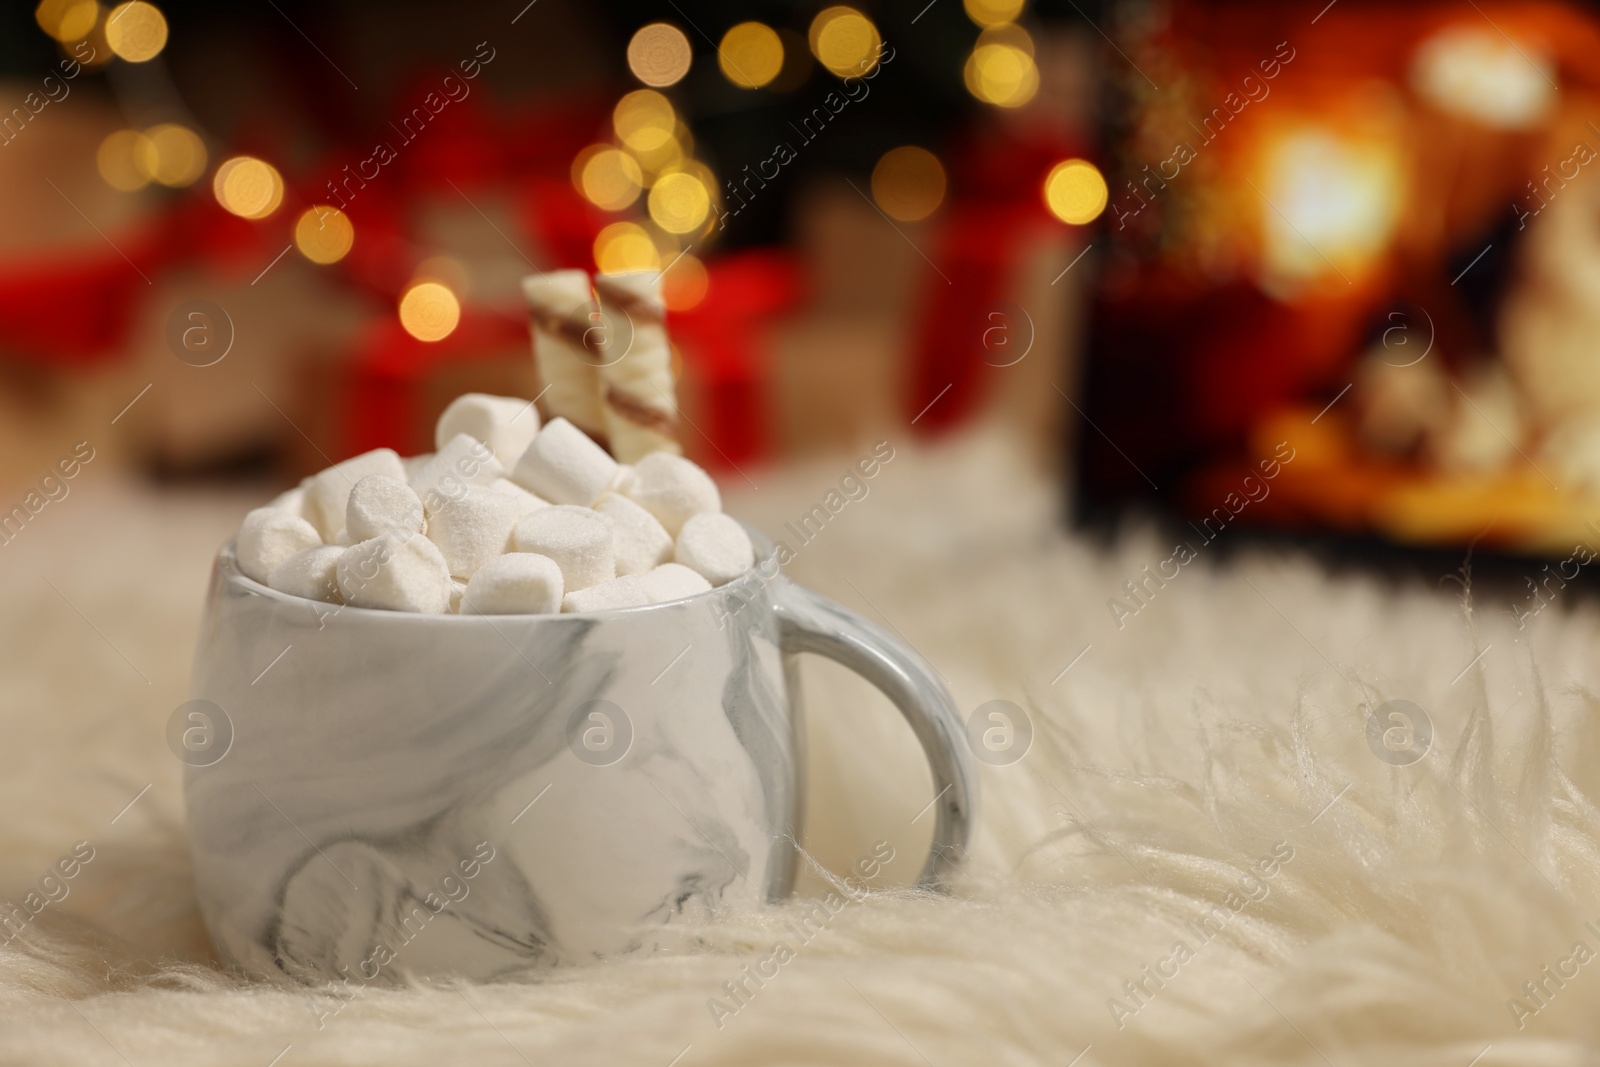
[3,428,1599,1065]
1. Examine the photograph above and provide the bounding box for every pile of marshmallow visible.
[232,393,754,614]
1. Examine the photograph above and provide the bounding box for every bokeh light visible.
[96,129,155,192]
[963,0,1026,27]
[145,123,206,187]
[1411,25,1555,129]
[809,7,882,77]
[627,23,692,88]
[871,146,947,222]
[718,22,784,89]
[647,171,712,234]
[1043,159,1108,225]
[593,221,662,274]
[572,145,644,212]
[613,90,677,154]
[965,31,1039,108]
[35,0,98,42]
[630,123,692,179]
[213,156,284,220]
[294,206,355,265]
[399,282,461,342]
[105,1,167,63]
[662,252,709,312]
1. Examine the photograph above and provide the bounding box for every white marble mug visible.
[185,531,976,983]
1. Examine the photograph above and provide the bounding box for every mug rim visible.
[219,520,778,622]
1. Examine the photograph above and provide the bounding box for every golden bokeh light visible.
[613,89,677,154]
[294,206,355,265]
[36,0,98,42]
[631,123,692,180]
[718,22,784,89]
[809,7,881,77]
[213,156,284,220]
[663,252,710,312]
[1043,158,1108,225]
[627,23,692,88]
[593,221,662,274]
[105,1,167,62]
[648,170,712,234]
[572,145,644,211]
[96,129,155,191]
[145,123,205,187]
[965,40,1039,108]
[963,0,1026,27]
[399,282,461,342]
[871,146,947,222]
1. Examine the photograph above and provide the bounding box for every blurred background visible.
[3,0,1600,561]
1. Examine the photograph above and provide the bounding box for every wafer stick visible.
[521,270,606,439]
[593,270,680,462]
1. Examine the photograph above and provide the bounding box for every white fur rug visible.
[3,426,1599,1066]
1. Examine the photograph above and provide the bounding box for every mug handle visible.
[773,580,977,889]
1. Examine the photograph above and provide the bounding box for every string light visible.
[965,26,1038,108]
[718,22,784,89]
[96,129,155,191]
[963,0,1026,28]
[294,206,355,264]
[809,7,881,77]
[399,282,460,342]
[213,156,284,219]
[593,221,661,274]
[871,146,947,221]
[613,90,677,154]
[573,145,644,212]
[1043,159,1108,225]
[105,1,167,63]
[35,0,97,42]
[627,23,692,88]
[145,123,205,187]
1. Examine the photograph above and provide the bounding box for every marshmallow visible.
[562,574,650,614]
[346,475,425,544]
[336,533,453,613]
[523,270,606,437]
[487,478,550,515]
[510,417,622,506]
[594,271,680,463]
[303,449,407,542]
[512,505,615,591]
[595,491,673,576]
[424,486,525,579]
[640,562,713,604]
[403,452,435,480]
[409,433,504,512]
[237,507,322,583]
[460,553,564,615]
[623,451,720,535]
[449,578,468,615]
[437,393,541,467]
[266,485,307,518]
[267,545,345,603]
[674,513,754,586]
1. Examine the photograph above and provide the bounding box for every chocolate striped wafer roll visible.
[593,270,680,463]
[521,270,606,440]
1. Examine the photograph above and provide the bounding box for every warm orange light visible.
[294,206,354,264]
[36,0,97,42]
[662,252,709,312]
[96,129,155,191]
[871,146,947,222]
[963,0,1025,27]
[399,282,461,342]
[627,23,692,88]
[145,123,205,187]
[213,156,283,219]
[648,171,712,234]
[719,22,784,89]
[1043,159,1107,225]
[105,1,166,62]
[965,30,1039,108]
[573,145,644,212]
[613,90,677,154]
[593,221,661,274]
[809,7,881,77]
